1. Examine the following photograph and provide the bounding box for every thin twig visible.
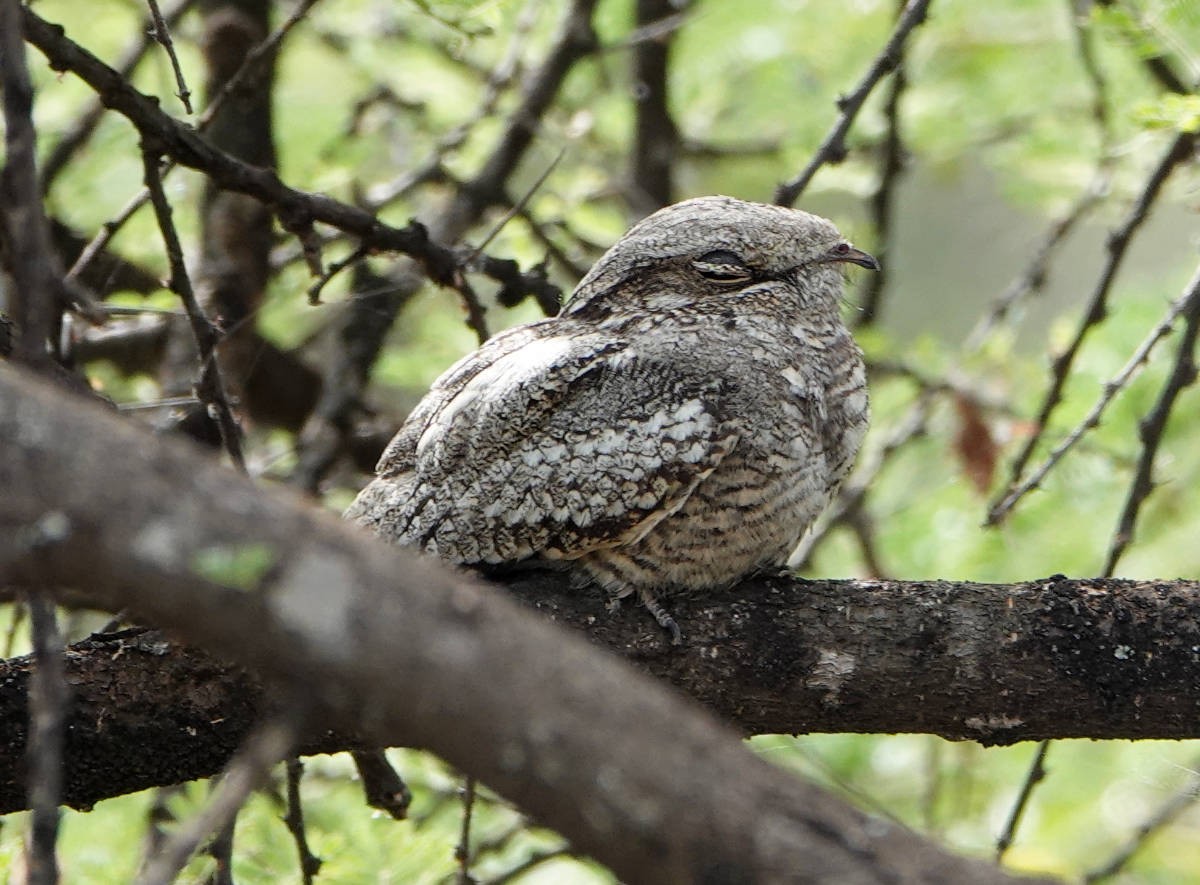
[482,846,572,885]
[963,163,1112,351]
[41,0,196,190]
[994,739,1051,864]
[307,244,371,305]
[363,0,542,214]
[454,265,491,345]
[65,188,154,285]
[987,130,1195,525]
[136,713,300,885]
[466,147,565,265]
[25,592,65,885]
[62,0,325,286]
[511,203,591,286]
[1102,263,1200,575]
[141,146,247,472]
[1068,0,1112,144]
[137,786,182,876]
[964,0,1116,350]
[145,0,193,112]
[452,149,567,334]
[1093,0,1193,95]
[988,263,1200,525]
[24,5,563,309]
[774,0,932,207]
[283,759,322,884]
[408,0,493,39]
[119,396,203,411]
[207,814,236,885]
[855,0,909,328]
[456,776,478,885]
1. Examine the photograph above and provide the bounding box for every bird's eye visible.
[832,243,850,256]
[692,250,753,286]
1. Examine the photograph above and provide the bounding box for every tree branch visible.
[0,363,1050,885]
[774,0,931,207]
[20,5,560,304]
[3,564,1200,817]
[0,369,1197,864]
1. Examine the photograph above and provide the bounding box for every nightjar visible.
[346,195,876,642]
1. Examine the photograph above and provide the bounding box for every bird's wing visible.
[346,326,740,565]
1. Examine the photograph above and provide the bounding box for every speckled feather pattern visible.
[347,196,870,602]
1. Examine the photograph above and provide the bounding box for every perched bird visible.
[346,196,876,642]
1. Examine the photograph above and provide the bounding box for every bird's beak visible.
[820,244,881,271]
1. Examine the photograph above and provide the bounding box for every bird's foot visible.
[638,587,682,646]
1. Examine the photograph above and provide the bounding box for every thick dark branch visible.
[629,0,680,212]
[3,569,1200,816]
[0,364,1044,885]
[2,0,60,368]
[2,368,1200,813]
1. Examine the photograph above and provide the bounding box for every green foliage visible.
[190,543,279,591]
[1134,93,1200,132]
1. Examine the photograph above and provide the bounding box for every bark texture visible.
[0,362,1055,885]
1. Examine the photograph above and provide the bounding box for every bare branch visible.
[1102,261,1200,574]
[455,776,479,885]
[283,759,323,884]
[197,0,323,131]
[963,164,1112,351]
[1084,755,1200,882]
[856,0,910,328]
[988,260,1200,524]
[22,6,557,304]
[141,146,247,471]
[774,0,932,207]
[4,565,1200,819]
[994,740,1051,864]
[1093,0,1194,95]
[0,363,1049,885]
[40,0,195,190]
[146,0,193,112]
[350,749,411,820]
[965,0,1117,351]
[25,592,65,885]
[1,0,62,368]
[137,713,300,885]
[988,130,1196,524]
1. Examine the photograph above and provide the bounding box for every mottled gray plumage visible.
[346,196,875,640]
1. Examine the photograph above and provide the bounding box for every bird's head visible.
[561,195,878,319]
